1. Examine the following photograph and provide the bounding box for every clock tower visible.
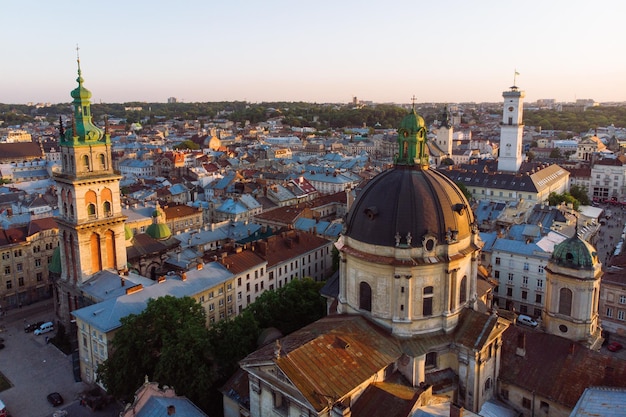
[497,85,525,172]
[54,58,127,327]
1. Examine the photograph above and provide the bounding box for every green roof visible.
[552,235,597,269]
[48,246,62,274]
[146,223,172,240]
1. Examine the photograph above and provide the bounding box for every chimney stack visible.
[450,403,464,417]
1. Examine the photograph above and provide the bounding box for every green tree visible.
[526,151,536,162]
[549,148,562,159]
[440,157,454,166]
[97,296,215,408]
[173,140,200,150]
[548,191,580,210]
[570,185,590,205]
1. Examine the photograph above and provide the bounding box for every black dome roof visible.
[345,165,473,247]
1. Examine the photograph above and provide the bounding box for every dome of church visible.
[345,108,473,248]
[345,166,473,247]
[551,235,597,269]
[124,224,134,240]
[146,222,172,240]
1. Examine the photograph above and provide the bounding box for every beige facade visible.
[0,220,58,308]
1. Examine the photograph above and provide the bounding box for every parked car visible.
[607,341,623,352]
[24,320,45,333]
[517,314,538,327]
[47,392,64,406]
[34,321,54,336]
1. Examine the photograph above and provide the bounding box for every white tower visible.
[497,85,525,172]
[436,105,453,158]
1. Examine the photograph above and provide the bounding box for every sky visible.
[2,0,626,105]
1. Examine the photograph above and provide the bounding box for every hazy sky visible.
[2,0,625,105]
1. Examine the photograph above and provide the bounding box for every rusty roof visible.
[162,204,201,219]
[254,231,332,268]
[241,315,402,412]
[500,326,626,408]
[351,377,423,417]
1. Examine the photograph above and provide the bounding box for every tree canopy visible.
[97,278,327,414]
[97,296,215,408]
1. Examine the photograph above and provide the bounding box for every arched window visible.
[90,233,102,272]
[359,282,372,312]
[103,201,112,217]
[559,288,573,315]
[484,377,492,391]
[63,203,68,217]
[98,153,106,169]
[459,275,467,304]
[87,203,96,219]
[82,154,90,171]
[423,286,434,316]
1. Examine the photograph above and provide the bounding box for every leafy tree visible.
[570,185,590,205]
[248,278,326,335]
[548,191,580,210]
[526,151,536,162]
[97,296,215,407]
[173,140,200,150]
[549,148,562,159]
[440,157,454,166]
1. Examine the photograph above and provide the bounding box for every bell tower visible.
[54,55,127,326]
[497,76,525,172]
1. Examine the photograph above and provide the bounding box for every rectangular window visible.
[227,283,232,291]
[508,273,514,282]
[522,290,528,300]
[227,295,232,303]
[237,277,241,286]
[620,295,626,304]
[4,266,9,275]
[618,310,625,321]
[538,265,544,274]
[36,272,43,282]
[495,257,501,265]
[255,283,259,293]
[507,288,513,297]
[35,259,42,268]
[522,397,531,409]
[523,262,529,271]
[219,299,224,307]
[522,276,528,286]
[535,294,542,304]
[209,304,214,311]
[607,307,613,318]
[537,279,543,289]
[16,263,22,272]
[218,288,223,295]
[494,271,500,279]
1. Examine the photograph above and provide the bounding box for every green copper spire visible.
[61,50,108,146]
[395,97,429,168]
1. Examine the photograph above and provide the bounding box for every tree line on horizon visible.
[2,101,626,134]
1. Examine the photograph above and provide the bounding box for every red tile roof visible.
[500,326,626,408]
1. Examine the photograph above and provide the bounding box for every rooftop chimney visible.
[450,403,464,417]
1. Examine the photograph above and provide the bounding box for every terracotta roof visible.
[0,142,43,160]
[254,205,305,226]
[27,217,58,236]
[217,250,266,275]
[162,204,201,219]
[500,326,626,408]
[253,231,331,268]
